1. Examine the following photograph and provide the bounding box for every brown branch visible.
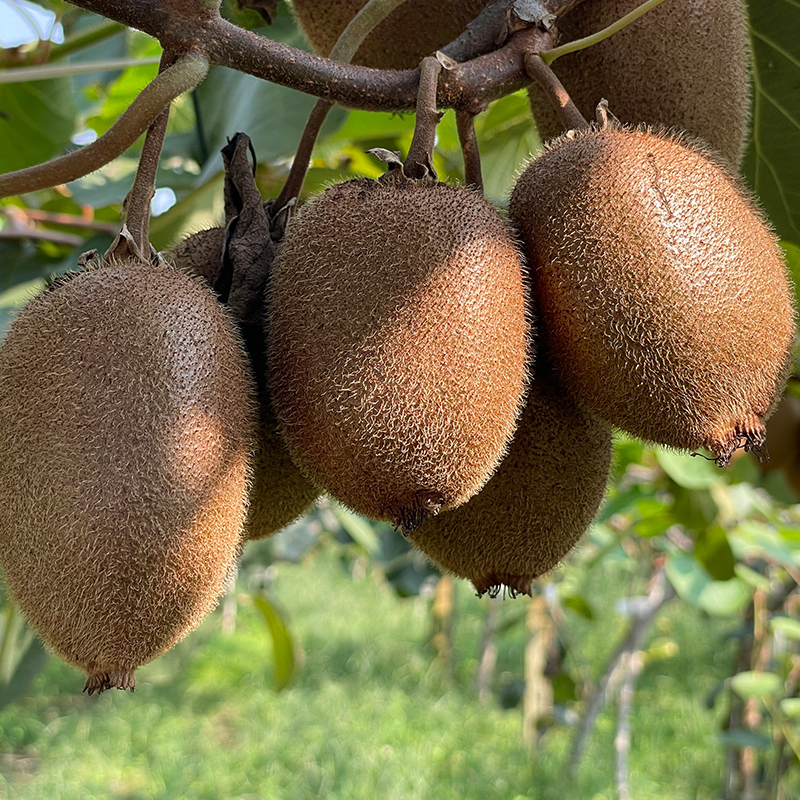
[0,229,84,247]
[0,53,208,198]
[61,0,556,113]
[456,109,483,190]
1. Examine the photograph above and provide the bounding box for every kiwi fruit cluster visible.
[0,1,795,691]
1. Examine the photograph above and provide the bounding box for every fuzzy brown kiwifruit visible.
[530,0,750,169]
[170,228,320,539]
[267,176,530,532]
[0,257,257,693]
[411,366,612,597]
[170,226,226,285]
[509,124,795,466]
[291,0,490,69]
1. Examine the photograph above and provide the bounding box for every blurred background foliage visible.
[1,0,800,798]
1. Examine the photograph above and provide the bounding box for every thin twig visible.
[0,54,208,198]
[614,651,644,800]
[0,228,84,246]
[405,56,443,179]
[524,52,587,131]
[0,57,161,84]
[456,109,483,190]
[273,99,332,212]
[568,566,675,774]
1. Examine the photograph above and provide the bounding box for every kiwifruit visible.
[291,0,490,69]
[267,176,530,531]
[509,124,795,465]
[170,227,320,539]
[411,366,612,597]
[170,225,226,285]
[0,257,257,693]
[529,0,750,169]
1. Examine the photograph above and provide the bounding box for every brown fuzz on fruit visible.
[0,258,257,691]
[267,177,530,531]
[509,124,795,466]
[170,226,226,286]
[411,367,612,597]
[529,0,751,169]
[170,226,320,540]
[291,0,490,69]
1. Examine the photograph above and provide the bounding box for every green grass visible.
[0,547,737,800]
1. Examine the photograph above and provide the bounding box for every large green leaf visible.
[666,552,750,616]
[743,0,800,241]
[0,78,76,172]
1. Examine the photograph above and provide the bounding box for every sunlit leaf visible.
[331,505,379,555]
[770,616,800,641]
[656,450,720,490]
[730,670,783,700]
[253,592,296,692]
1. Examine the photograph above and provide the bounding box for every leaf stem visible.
[541,0,670,64]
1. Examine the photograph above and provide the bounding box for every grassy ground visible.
[0,544,737,800]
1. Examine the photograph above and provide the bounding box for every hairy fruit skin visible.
[412,367,612,597]
[267,178,530,530]
[529,0,751,169]
[171,227,319,539]
[509,126,795,464]
[0,259,257,692]
[291,0,490,69]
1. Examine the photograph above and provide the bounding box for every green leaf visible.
[734,563,771,592]
[0,78,76,173]
[697,578,750,617]
[744,1,800,242]
[562,594,594,620]
[694,526,736,581]
[331,505,379,555]
[0,638,47,712]
[780,698,800,718]
[770,616,800,641]
[656,450,720,490]
[253,593,296,692]
[730,671,783,701]
[665,552,750,616]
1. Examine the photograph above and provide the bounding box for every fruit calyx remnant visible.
[84,668,136,695]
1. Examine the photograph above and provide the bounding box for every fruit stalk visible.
[456,109,483,190]
[405,56,444,179]
[524,52,587,130]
